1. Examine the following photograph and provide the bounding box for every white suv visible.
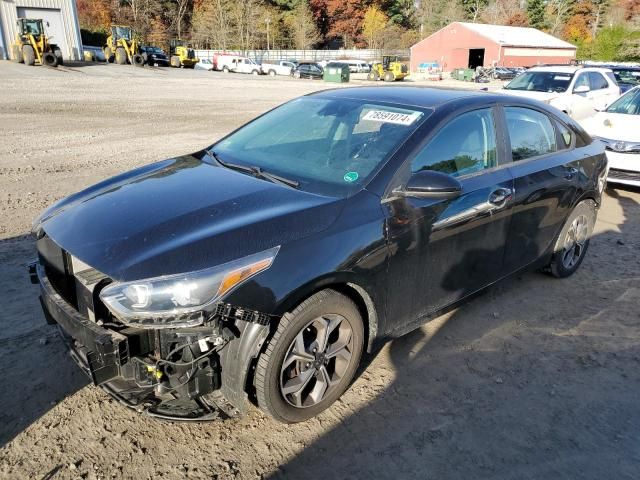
[500,66,621,120]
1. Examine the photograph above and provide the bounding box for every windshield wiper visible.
[206,149,300,189]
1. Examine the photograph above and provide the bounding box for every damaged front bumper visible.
[31,259,271,421]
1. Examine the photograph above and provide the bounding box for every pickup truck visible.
[260,60,295,76]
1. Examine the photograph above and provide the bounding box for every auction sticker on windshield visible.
[363,110,422,126]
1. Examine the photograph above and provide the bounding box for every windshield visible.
[613,69,640,86]
[23,20,43,36]
[505,71,573,93]
[212,97,429,197]
[606,88,640,114]
[113,26,132,40]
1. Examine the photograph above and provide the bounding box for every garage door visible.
[17,7,69,59]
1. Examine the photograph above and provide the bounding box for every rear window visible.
[505,107,557,160]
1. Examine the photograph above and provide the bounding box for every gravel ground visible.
[0,62,639,480]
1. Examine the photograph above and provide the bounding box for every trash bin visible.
[324,64,350,83]
[462,68,474,81]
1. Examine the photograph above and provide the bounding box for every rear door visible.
[384,106,515,330]
[588,71,619,109]
[501,105,580,274]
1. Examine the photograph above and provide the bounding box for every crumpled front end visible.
[31,234,271,421]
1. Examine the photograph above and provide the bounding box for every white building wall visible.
[0,0,83,61]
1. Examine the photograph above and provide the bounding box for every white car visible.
[582,86,640,187]
[500,66,621,120]
[194,58,214,71]
[260,60,295,76]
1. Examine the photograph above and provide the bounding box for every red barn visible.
[410,22,577,72]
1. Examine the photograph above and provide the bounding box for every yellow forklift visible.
[11,18,62,67]
[169,39,198,68]
[104,25,144,66]
[367,55,409,82]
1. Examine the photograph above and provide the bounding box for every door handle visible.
[488,188,512,207]
[564,166,578,180]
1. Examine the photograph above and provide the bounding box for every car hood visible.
[498,89,560,103]
[581,112,640,141]
[37,154,344,281]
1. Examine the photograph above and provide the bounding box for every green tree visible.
[380,0,416,28]
[527,0,546,29]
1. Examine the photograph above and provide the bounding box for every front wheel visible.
[547,199,596,278]
[255,289,364,423]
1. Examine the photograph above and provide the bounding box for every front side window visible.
[588,72,609,90]
[505,107,557,161]
[411,109,497,177]
[214,97,429,196]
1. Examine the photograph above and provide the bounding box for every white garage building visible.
[0,0,83,61]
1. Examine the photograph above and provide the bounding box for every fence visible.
[194,48,409,63]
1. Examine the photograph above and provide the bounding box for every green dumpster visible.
[324,64,350,83]
[462,68,474,81]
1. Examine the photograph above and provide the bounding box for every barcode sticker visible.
[363,110,421,126]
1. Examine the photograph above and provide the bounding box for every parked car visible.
[500,66,621,120]
[260,60,295,76]
[582,86,640,187]
[194,58,214,71]
[291,62,323,79]
[493,67,516,80]
[342,60,370,73]
[216,55,262,75]
[608,66,640,94]
[31,87,607,423]
[140,46,169,67]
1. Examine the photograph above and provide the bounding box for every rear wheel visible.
[115,47,127,65]
[383,71,395,82]
[170,55,181,68]
[268,69,276,76]
[42,52,58,67]
[132,54,144,67]
[53,48,63,66]
[547,199,596,278]
[255,289,364,423]
[222,66,230,73]
[367,71,378,81]
[22,45,35,66]
[252,69,259,75]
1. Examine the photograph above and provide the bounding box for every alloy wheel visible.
[561,214,589,269]
[280,314,354,408]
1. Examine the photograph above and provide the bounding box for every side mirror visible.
[574,85,590,94]
[398,170,462,200]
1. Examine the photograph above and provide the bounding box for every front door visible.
[383,107,514,333]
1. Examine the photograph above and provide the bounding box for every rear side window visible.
[505,107,557,161]
[589,72,609,90]
[411,108,497,177]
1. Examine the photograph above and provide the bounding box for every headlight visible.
[99,246,279,328]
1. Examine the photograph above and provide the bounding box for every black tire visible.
[384,71,395,82]
[43,52,58,67]
[11,45,23,63]
[104,47,114,63]
[222,66,229,73]
[170,55,180,68]
[294,70,301,79]
[268,69,276,76]
[547,199,596,278]
[132,54,144,67]
[23,45,35,66]
[367,71,378,81]
[252,69,259,75]
[115,47,127,65]
[54,48,63,66]
[255,289,364,423]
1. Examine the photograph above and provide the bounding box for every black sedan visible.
[140,46,169,67]
[292,62,323,79]
[31,87,607,423]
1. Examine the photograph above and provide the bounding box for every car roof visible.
[528,65,612,73]
[311,86,491,109]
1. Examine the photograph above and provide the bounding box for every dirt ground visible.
[0,62,639,480]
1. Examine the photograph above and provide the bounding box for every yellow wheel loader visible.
[367,55,409,82]
[104,25,144,67]
[169,39,198,68]
[11,18,62,67]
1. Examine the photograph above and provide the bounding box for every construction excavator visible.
[11,18,63,67]
[104,25,144,66]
